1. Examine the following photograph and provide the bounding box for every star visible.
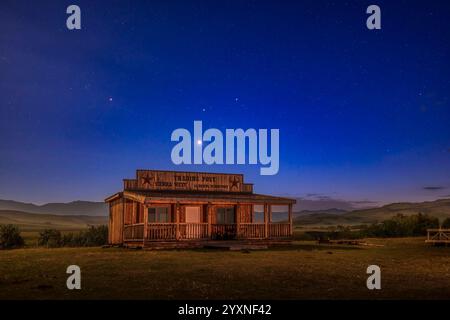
[141,175,153,185]
[229,177,240,190]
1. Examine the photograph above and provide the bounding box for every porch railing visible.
[211,224,238,240]
[238,223,265,239]
[123,222,292,241]
[147,223,176,240]
[123,223,144,240]
[179,223,208,240]
[269,223,291,238]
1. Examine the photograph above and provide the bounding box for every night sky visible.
[1,0,449,205]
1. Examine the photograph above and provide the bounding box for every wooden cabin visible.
[105,170,296,247]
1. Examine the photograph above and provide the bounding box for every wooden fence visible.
[426,228,450,244]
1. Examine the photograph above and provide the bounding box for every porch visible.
[106,175,297,246]
[121,200,294,243]
[123,221,291,242]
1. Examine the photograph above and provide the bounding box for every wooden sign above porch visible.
[123,170,253,193]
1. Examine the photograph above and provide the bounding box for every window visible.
[216,207,235,224]
[253,205,264,223]
[148,207,169,223]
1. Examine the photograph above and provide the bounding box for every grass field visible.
[1,238,449,300]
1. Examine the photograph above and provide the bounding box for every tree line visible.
[0,225,108,249]
[298,213,450,241]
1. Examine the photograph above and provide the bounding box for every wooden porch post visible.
[288,203,293,236]
[175,202,180,240]
[207,203,212,238]
[264,204,269,239]
[143,203,148,245]
[268,204,272,238]
[121,198,125,244]
[236,203,241,239]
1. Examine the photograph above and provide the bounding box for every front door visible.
[185,206,201,238]
[214,207,237,240]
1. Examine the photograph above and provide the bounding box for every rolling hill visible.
[1,198,449,230]
[0,210,108,231]
[294,198,450,226]
[0,199,108,216]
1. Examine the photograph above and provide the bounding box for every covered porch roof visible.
[105,190,296,205]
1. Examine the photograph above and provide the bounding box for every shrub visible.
[82,225,108,246]
[441,218,450,229]
[38,229,62,247]
[413,213,439,235]
[361,213,439,238]
[61,225,108,247]
[37,226,108,248]
[61,232,76,247]
[0,224,25,249]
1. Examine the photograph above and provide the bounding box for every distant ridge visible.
[0,210,108,231]
[294,198,450,226]
[295,208,348,216]
[0,199,108,216]
[1,198,449,225]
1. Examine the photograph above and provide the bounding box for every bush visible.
[413,213,440,234]
[361,213,439,238]
[61,226,108,247]
[297,214,440,241]
[301,226,365,241]
[82,225,108,246]
[442,218,450,229]
[0,224,25,249]
[38,229,62,247]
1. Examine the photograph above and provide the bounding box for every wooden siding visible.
[108,198,123,245]
[137,170,243,192]
[240,204,253,223]
[123,200,145,224]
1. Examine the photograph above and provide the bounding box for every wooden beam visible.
[132,202,136,224]
[175,202,180,240]
[142,197,295,205]
[104,192,122,203]
[121,198,125,244]
[288,203,293,236]
[207,203,212,238]
[236,203,241,239]
[264,204,269,239]
[143,203,148,244]
[123,191,146,203]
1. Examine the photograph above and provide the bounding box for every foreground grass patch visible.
[0,238,449,299]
